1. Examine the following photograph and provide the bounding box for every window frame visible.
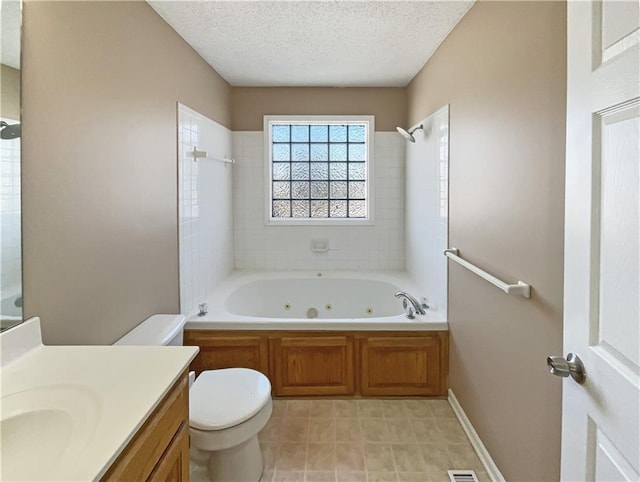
[264,115,375,226]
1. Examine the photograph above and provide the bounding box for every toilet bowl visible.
[189,368,272,481]
[116,315,272,482]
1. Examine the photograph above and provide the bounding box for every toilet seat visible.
[189,368,271,431]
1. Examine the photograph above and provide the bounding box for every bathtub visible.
[185,271,447,331]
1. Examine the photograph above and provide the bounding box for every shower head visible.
[0,121,21,140]
[395,124,423,143]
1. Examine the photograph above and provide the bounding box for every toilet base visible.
[207,434,263,482]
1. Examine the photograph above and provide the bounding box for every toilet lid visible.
[189,368,272,430]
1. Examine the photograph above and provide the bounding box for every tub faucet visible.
[395,292,429,317]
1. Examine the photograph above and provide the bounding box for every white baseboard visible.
[448,389,506,482]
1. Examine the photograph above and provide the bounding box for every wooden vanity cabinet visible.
[101,372,190,482]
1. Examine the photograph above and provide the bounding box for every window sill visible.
[265,218,375,227]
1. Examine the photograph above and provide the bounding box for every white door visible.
[560,0,640,480]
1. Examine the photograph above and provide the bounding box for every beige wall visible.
[231,87,405,131]
[19,4,566,476]
[407,2,566,480]
[1,64,20,120]
[21,0,231,344]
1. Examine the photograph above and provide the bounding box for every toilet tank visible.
[114,314,187,346]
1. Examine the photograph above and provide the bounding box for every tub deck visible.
[185,314,447,331]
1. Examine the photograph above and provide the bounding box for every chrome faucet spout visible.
[394,291,428,316]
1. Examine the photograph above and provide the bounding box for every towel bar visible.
[190,147,235,164]
[444,248,531,298]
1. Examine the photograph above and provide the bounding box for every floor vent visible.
[448,470,480,482]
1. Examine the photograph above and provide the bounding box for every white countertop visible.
[1,339,198,481]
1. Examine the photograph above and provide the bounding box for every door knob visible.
[547,353,586,384]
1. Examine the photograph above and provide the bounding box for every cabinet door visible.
[360,336,447,396]
[148,423,189,482]
[101,375,188,481]
[184,332,269,376]
[271,336,355,396]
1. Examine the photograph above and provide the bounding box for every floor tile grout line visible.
[264,398,480,482]
[303,415,311,475]
[388,441,401,481]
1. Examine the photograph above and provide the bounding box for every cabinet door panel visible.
[272,336,355,396]
[147,423,189,482]
[185,333,269,376]
[360,336,446,396]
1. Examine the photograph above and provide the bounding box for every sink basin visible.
[2,410,74,476]
[1,384,100,481]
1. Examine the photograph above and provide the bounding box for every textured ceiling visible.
[148,1,474,87]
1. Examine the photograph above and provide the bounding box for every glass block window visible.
[266,116,374,223]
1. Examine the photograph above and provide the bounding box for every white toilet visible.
[115,314,272,482]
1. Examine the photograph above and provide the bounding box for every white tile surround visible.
[0,117,22,300]
[232,132,405,271]
[405,106,449,315]
[178,105,234,314]
[176,115,448,315]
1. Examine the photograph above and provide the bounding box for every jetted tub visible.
[185,271,447,331]
[184,271,449,396]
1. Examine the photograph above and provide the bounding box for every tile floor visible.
[258,399,489,482]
